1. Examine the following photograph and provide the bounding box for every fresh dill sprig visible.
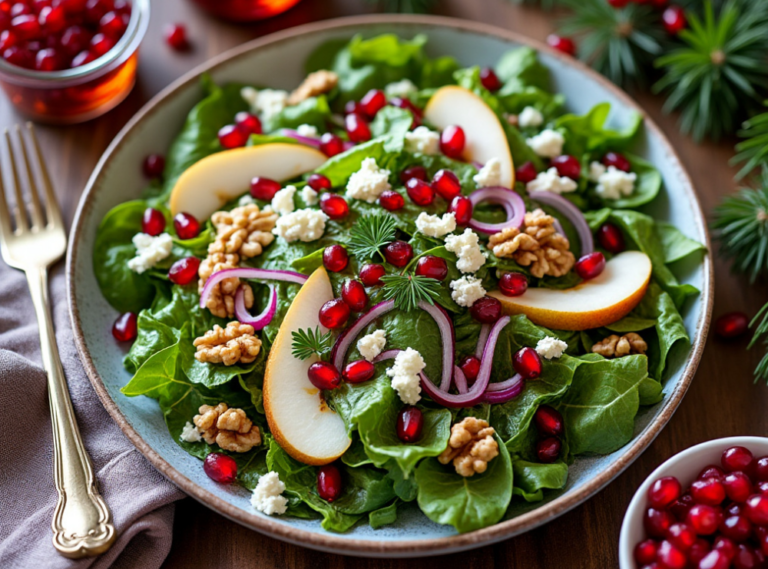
[349,212,398,262]
[380,274,441,312]
[291,327,333,361]
[749,302,768,384]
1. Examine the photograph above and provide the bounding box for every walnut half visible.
[194,322,262,366]
[287,70,338,106]
[438,417,499,477]
[193,403,261,453]
[592,333,648,358]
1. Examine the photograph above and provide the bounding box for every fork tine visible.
[0,143,15,245]
[15,125,45,230]
[4,129,28,233]
[26,123,62,229]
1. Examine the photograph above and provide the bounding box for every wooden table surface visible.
[4,0,767,566]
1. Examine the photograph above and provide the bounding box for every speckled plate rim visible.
[66,14,714,557]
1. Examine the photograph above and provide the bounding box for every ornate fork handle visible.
[27,266,116,558]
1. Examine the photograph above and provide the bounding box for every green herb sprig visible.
[749,302,768,384]
[291,327,333,361]
[349,212,398,262]
[380,274,441,312]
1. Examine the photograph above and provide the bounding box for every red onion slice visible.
[453,366,468,395]
[475,324,490,359]
[331,300,396,371]
[199,267,307,310]
[417,301,455,394]
[283,129,356,152]
[234,284,277,330]
[481,380,524,404]
[528,190,594,257]
[485,373,523,393]
[468,186,526,234]
[373,349,402,363]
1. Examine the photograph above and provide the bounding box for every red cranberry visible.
[345,112,371,143]
[307,361,341,390]
[307,173,331,192]
[691,478,726,506]
[432,169,462,200]
[112,311,136,342]
[547,34,576,56]
[602,151,631,172]
[499,272,528,297]
[320,193,349,220]
[250,177,281,201]
[317,463,343,502]
[635,539,658,565]
[343,359,375,384]
[90,32,115,57]
[38,5,65,33]
[687,504,720,535]
[341,279,367,312]
[448,195,473,226]
[575,252,606,280]
[670,493,696,521]
[415,255,448,281]
[724,447,754,473]
[318,299,350,330]
[143,154,165,179]
[645,507,675,538]
[597,223,625,254]
[715,312,749,339]
[662,5,686,35]
[383,241,413,267]
[405,178,435,206]
[459,355,480,384]
[699,550,732,569]
[648,476,682,509]
[746,494,768,526]
[552,155,581,180]
[516,161,538,184]
[379,190,405,211]
[218,124,248,149]
[689,539,711,566]
[725,472,754,503]
[656,540,686,569]
[169,257,200,286]
[360,88,386,118]
[667,522,696,552]
[400,165,427,184]
[173,212,201,240]
[536,437,561,463]
[70,49,93,67]
[440,125,465,159]
[470,296,502,324]
[396,405,424,443]
[11,14,40,39]
[359,264,386,287]
[513,347,542,380]
[320,133,344,157]
[141,207,165,236]
[234,111,262,136]
[164,23,187,50]
[203,453,237,484]
[322,245,348,273]
[99,10,126,37]
[479,66,502,91]
[534,405,564,437]
[720,515,753,542]
[700,465,725,481]
[756,458,768,481]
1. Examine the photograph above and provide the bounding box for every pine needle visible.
[749,301,768,383]
[349,212,398,262]
[380,274,441,312]
[291,327,333,361]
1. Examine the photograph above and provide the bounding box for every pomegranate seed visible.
[38,5,65,33]
[644,507,674,538]
[141,207,165,236]
[0,12,8,32]
[575,252,606,280]
[720,515,753,542]
[70,49,93,67]
[534,405,564,437]
[383,240,412,267]
[597,223,625,254]
[746,494,768,526]
[448,195,473,226]
[379,190,405,211]
[691,478,726,506]
[432,169,461,200]
[733,545,761,569]
[250,177,281,201]
[84,0,113,24]
[479,67,501,91]
[715,312,749,339]
[699,550,731,569]
[341,279,367,312]
[602,151,631,172]
[307,173,331,192]
[307,361,341,390]
[552,155,581,180]
[700,465,726,481]
[724,447,755,473]
[173,212,201,240]
[60,25,88,55]
[360,88,386,118]
[389,97,422,127]
[547,34,576,56]
[320,193,349,220]
[687,504,720,535]
[0,29,16,51]
[218,124,247,149]
[11,13,40,39]
[499,272,528,297]
[317,464,343,502]
[662,6,686,35]
[648,476,682,509]
[345,112,371,143]
[513,347,542,379]
[400,165,428,184]
[667,523,696,552]
[725,472,754,503]
[656,540,686,569]
[759,482,768,496]
[470,296,502,324]
[35,46,62,70]
[234,111,262,136]
[635,539,658,565]
[359,264,386,287]
[439,125,465,159]
[112,311,136,342]
[459,355,480,384]
[318,299,350,330]
[143,154,165,179]
[415,255,448,281]
[396,405,424,443]
[343,359,375,384]
[536,437,561,463]
[57,0,88,13]
[322,244,348,273]
[344,100,362,115]
[714,536,737,560]
[203,453,237,484]
[164,23,187,50]
[670,493,696,521]
[516,161,538,184]
[729,503,745,516]
[11,3,30,17]
[756,458,768,481]
[4,45,32,69]
[169,257,201,286]
[320,133,344,157]
[98,10,125,37]
[689,539,711,565]
[405,178,435,206]
[90,32,115,56]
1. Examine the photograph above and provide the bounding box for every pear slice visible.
[263,267,351,465]
[423,85,515,188]
[488,251,653,331]
[169,143,326,219]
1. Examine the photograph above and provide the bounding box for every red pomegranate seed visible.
[733,545,762,569]
[405,178,435,206]
[400,165,427,184]
[203,453,237,484]
[164,23,187,50]
[459,355,480,384]
[513,347,542,380]
[320,133,344,157]
[439,125,465,159]
[141,207,165,236]
[720,514,753,542]
[11,3,30,17]
[85,0,113,24]
[317,464,343,502]
[746,494,768,526]
[724,447,755,473]
[345,112,371,143]
[656,540,686,569]
[575,252,606,280]
[691,478,726,506]
[667,523,696,552]
[218,124,248,149]
[499,272,528,297]
[432,169,461,200]
[3,43,32,67]
[700,465,726,481]
[689,539,711,565]
[35,47,62,70]
[758,482,768,496]
[60,25,88,56]
[648,476,682,509]
[396,406,424,443]
[670,493,696,521]
[635,539,658,565]
[234,111,262,136]
[322,245,348,273]
[645,507,675,538]
[725,472,754,503]
[516,161,538,184]
[687,504,720,535]
[415,255,448,281]
[597,223,625,254]
[756,458,768,481]
[714,536,737,560]
[389,97,422,128]
[470,296,502,324]
[341,279,367,312]
[359,264,386,287]
[729,503,745,516]
[0,30,16,51]
[360,88,386,118]
[112,311,137,342]
[173,212,201,240]
[169,257,201,286]
[343,359,375,384]
[38,5,65,33]
[318,299,350,330]
[662,5,686,35]
[250,177,281,200]
[0,12,8,32]
[90,32,115,56]
[448,195,473,226]
[534,405,564,437]
[479,67,501,92]
[699,550,731,569]
[143,154,165,179]
[536,437,561,463]
[715,312,749,339]
[552,155,581,180]
[307,361,341,390]
[320,193,349,220]
[307,173,331,192]
[383,241,413,267]
[70,49,94,67]
[602,151,631,172]
[379,190,405,211]
[11,14,40,39]
[57,0,88,13]
[344,100,363,115]
[99,10,125,37]
[547,34,576,56]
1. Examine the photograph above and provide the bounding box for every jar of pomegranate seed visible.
[188,0,303,22]
[0,0,149,124]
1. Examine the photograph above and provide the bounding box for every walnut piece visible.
[488,209,575,278]
[438,417,499,477]
[592,333,648,358]
[193,402,262,453]
[287,70,338,106]
[194,322,262,366]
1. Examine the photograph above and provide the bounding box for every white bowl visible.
[619,437,768,569]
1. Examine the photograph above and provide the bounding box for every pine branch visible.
[380,274,441,312]
[732,102,768,180]
[291,327,333,361]
[748,301,768,383]
[349,212,398,262]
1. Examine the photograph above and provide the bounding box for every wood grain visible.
[1,0,765,566]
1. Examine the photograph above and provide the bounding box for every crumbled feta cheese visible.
[526,167,578,195]
[127,232,173,274]
[296,123,319,137]
[301,186,318,206]
[271,185,296,216]
[251,471,288,516]
[518,106,544,128]
[346,157,391,203]
[415,212,456,238]
[272,208,328,242]
[180,421,202,443]
[386,347,424,405]
[473,157,502,188]
[589,161,606,183]
[238,194,256,206]
[384,79,418,99]
[450,275,487,307]
[526,129,565,158]
[595,166,637,200]
[357,329,387,362]
[536,336,568,360]
[241,87,289,123]
[404,126,440,155]
[444,228,486,273]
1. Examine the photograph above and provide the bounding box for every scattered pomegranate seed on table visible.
[439,125,465,159]
[470,296,502,324]
[164,23,188,51]
[250,176,281,200]
[405,178,434,206]
[499,272,528,297]
[400,164,428,184]
[459,355,480,384]
[552,155,581,180]
[340,279,367,312]
[112,311,137,342]
[359,263,386,287]
[317,464,343,502]
[383,240,413,267]
[378,189,405,211]
[396,406,424,443]
[319,132,344,157]
[141,207,165,236]
[479,67,502,92]
[662,5,687,35]
[173,212,201,240]
[342,359,375,384]
[449,195,473,226]
[415,255,448,281]
[597,222,625,254]
[318,299,350,329]
[319,193,349,220]
[547,34,576,56]
[307,173,331,192]
[715,312,749,340]
[203,453,237,484]
[516,161,538,184]
[142,153,165,179]
[322,244,348,273]
[513,347,542,379]
[575,252,606,280]
[432,169,461,200]
[168,257,200,286]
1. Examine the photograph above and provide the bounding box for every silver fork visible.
[0,124,115,558]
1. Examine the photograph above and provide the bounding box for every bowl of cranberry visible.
[620,437,768,569]
[0,0,149,124]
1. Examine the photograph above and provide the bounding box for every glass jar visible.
[0,0,150,124]
[189,0,303,22]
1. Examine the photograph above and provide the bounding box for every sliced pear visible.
[263,267,351,465]
[169,143,327,219]
[489,251,653,331]
[423,85,515,188]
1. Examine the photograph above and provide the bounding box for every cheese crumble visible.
[385,79,418,99]
[358,329,387,362]
[127,232,173,274]
[272,209,328,243]
[444,228,486,273]
[536,336,568,360]
[518,106,544,128]
[386,348,424,405]
[271,185,296,216]
[595,166,637,200]
[251,471,288,516]
[404,126,440,155]
[415,212,456,238]
[450,275,487,307]
[526,129,565,158]
[346,157,391,203]
[526,168,578,195]
[473,157,503,188]
[180,421,202,443]
[301,186,318,206]
[241,87,289,123]
[296,124,319,137]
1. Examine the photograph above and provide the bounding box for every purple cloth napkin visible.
[0,259,185,569]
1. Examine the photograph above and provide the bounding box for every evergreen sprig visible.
[380,274,441,312]
[349,212,398,262]
[291,327,333,361]
[732,102,768,180]
[749,302,768,384]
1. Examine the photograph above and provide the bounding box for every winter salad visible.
[95,34,706,534]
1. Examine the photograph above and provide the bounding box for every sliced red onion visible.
[528,190,594,257]
[199,267,308,310]
[453,365,467,395]
[468,186,526,234]
[481,380,524,404]
[373,349,401,364]
[281,129,355,152]
[472,160,484,170]
[485,373,523,393]
[331,300,396,371]
[234,284,277,330]
[417,301,454,394]
[475,324,490,359]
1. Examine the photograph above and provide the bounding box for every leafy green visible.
[495,47,552,92]
[369,501,399,529]
[597,153,662,209]
[513,460,568,495]
[555,102,642,157]
[656,221,708,264]
[266,96,331,132]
